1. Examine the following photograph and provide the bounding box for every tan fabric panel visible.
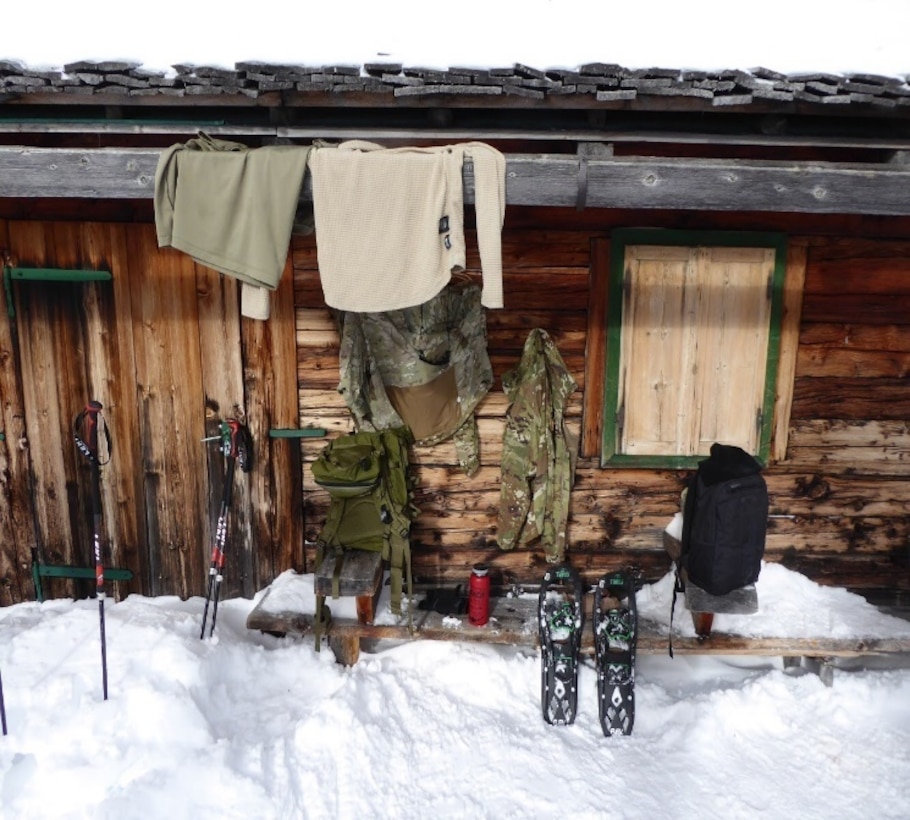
[386,366,461,441]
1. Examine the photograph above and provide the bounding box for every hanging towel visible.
[154,132,311,318]
[309,140,506,312]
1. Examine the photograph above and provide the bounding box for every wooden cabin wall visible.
[1,206,907,605]
[782,237,910,591]
[296,219,680,589]
[296,209,910,594]
[0,219,302,605]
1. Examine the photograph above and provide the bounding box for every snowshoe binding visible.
[538,563,584,725]
[594,569,637,737]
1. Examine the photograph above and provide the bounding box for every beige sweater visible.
[308,141,505,311]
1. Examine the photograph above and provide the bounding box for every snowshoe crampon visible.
[594,570,637,737]
[538,563,583,726]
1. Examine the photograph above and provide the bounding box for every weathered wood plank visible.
[804,238,910,295]
[128,230,207,597]
[789,418,910,446]
[242,259,308,583]
[299,387,585,419]
[297,319,590,360]
[772,240,807,461]
[248,589,910,656]
[800,293,910,325]
[783,447,910,475]
[8,222,87,599]
[0,219,37,604]
[296,350,586,392]
[582,237,609,458]
[195,263,252,600]
[792,377,910,419]
[315,549,383,598]
[797,346,910,378]
[5,147,910,216]
[300,521,909,589]
[799,323,910,353]
[84,223,146,598]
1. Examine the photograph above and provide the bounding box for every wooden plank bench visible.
[247,578,910,672]
[313,549,384,663]
[662,529,759,637]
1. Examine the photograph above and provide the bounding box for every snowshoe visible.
[538,563,584,725]
[594,569,637,736]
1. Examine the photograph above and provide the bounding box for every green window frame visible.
[601,229,787,469]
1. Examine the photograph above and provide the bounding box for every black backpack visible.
[680,443,768,596]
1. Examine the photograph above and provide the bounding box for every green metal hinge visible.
[3,266,112,317]
[269,427,328,438]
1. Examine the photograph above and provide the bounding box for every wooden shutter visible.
[618,244,773,457]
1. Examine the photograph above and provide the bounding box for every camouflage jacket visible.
[336,275,493,476]
[497,328,578,562]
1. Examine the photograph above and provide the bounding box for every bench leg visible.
[692,611,714,638]
[330,635,361,666]
[356,595,375,625]
[804,656,836,687]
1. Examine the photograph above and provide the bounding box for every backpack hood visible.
[698,443,763,486]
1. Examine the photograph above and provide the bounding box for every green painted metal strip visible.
[7,267,111,282]
[36,565,133,581]
[269,427,327,438]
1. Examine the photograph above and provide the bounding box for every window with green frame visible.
[600,229,787,468]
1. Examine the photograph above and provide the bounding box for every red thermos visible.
[468,563,491,626]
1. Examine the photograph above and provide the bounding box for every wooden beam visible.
[4,122,910,152]
[2,146,910,215]
[771,239,808,462]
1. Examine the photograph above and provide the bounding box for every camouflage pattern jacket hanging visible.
[335,275,493,476]
[497,328,579,562]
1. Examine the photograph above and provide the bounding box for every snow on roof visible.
[5,0,910,80]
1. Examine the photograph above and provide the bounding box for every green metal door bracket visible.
[3,266,112,317]
[31,547,133,603]
[269,427,327,438]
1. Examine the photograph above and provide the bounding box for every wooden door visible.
[1,221,136,601]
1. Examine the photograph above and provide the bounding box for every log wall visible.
[297,212,910,593]
[1,206,909,606]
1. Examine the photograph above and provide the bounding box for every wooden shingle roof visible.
[2,59,909,113]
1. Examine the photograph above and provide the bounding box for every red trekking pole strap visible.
[74,400,112,466]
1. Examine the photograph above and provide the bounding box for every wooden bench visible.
[313,549,384,663]
[247,578,910,674]
[661,529,759,637]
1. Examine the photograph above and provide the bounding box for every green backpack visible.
[311,427,418,626]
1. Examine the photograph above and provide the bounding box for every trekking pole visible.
[74,400,111,701]
[0,666,7,735]
[200,419,251,639]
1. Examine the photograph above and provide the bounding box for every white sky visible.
[6,0,910,78]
